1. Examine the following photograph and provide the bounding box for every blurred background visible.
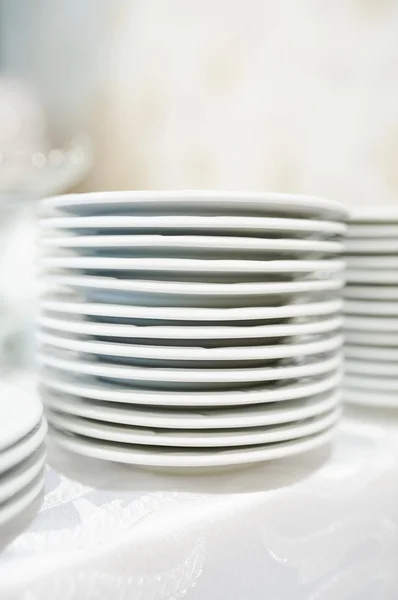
[0,0,397,370]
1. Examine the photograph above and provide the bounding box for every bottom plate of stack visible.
[0,386,47,527]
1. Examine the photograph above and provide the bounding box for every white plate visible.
[40,256,345,281]
[0,420,47,475]
[39,214,347,238]
[0,473,44,527]
[345,299,398,317]
[42,388,340,429]
[0,446,46,504]
[345,345,398,361]
[347,256,398,269]
[345,315,398,333]
[345,238,398,254]
[344,330,398,347]
[38,331,343,368]
[39,350,342,391]
[350,206,398,222]
[39,276,344,309]
[41,295,342,324]
[40,235,343,259]
[348,224,398,238]
[39,314,343,344]
[347,269,398,285]
[344,285,398,301]
[41,369,341,407]
[0,386,43,452]
[346,358,398,377]
[46,407,340,448]
[344,387,398,408]
[49,426,336,470]
[39,190,348,220]
[345,373,398,392]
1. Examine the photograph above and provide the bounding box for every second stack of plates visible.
[345,207,398,407]
[37,191,347,471]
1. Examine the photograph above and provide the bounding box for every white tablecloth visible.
[1,404,398,600]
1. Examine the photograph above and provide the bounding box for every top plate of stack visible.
[344,206,398,407]
[38,191,346,471]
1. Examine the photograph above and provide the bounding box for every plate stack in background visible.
[0,385,46,529]
[345,208,398,407]
[37,191,347,471]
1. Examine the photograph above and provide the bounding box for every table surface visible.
[1,386,398,600]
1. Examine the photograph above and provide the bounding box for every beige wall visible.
[84,0,398,207]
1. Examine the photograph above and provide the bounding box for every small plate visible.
[346,358,398,377]
[0,472,44,527]
[39,214,347,238]
[40,256,344,282]
[0,386,43,452]
[344,387,398,408]
[345,345,398,361]
[39,276,344,309]
[347,269,398,285]
[347,256,398,269]
[345,238,398,254]
[40,234,343,259]
[39,350,342,391]
[39,190,348,220]
[41,369,341,407]
[0,446,46,504]
[49,426,336,470]
[345,373,398,392]
[42,388,340,429]
[46,407,340,447]
[348,224,398,238]
[0,420,47,475]
[350,206,398,222]
[345,299,398,317]
[38,331,343,368]
[39,313,343,344]
[344,330,398,347]
[345,315,398,333]
[344,285,398,301]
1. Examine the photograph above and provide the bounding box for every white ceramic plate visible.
[345,345,398,361]
[42,388,340,429]
[348,224,398,238]
[39,276,344,309]
[345,238,398,254]
[345,315,398,333]
[38,331,343,368]
[0,446,46,504]
[347,256,398,269]
[344,299,398,317]
[0,386,43,452]
[46,407,340,448]
[344,285,398,301]
[0,472,44,527]
[350,206,398,222]
[345,373,398,392]
[39,190,348,220]
[39,313,343,344]
[39,350,342,391]
[40,257,345,282]
[344,330,398,347]
[0,420,47,475]
[40,295,342,324]
[40,369,341,407]
[344,387,398,408]
[39,214,347,238]
[40,235,343,259]
[346,358,398,377]
[49,426,336,470]
[347,269,398,285]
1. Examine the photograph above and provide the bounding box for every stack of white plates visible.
[0,385,46,528]
[37,191,347,471]
[345,207,398,407]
